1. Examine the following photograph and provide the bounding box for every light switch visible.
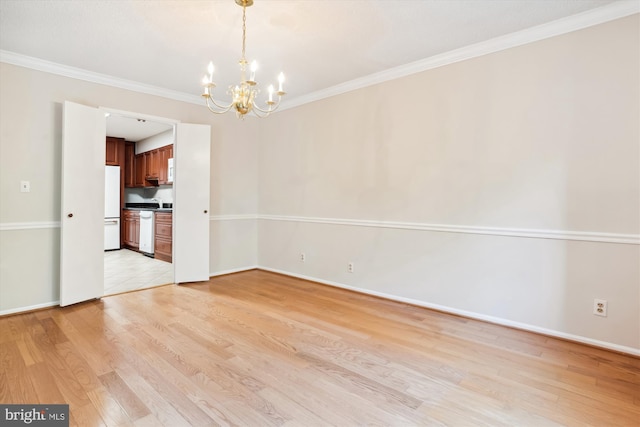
[20,181,30,193]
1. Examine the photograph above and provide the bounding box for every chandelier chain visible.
[241,6,247,62]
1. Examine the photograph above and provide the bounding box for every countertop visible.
[123,207,173,212]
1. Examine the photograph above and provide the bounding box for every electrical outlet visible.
[348,262,354,273]
[593,299,607,317]
[300,252,306,262]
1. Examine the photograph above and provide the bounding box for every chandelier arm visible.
[205,104,232,115]
[252,100,281,114]
[208,96,234,111]
[251,105,274,115]
[205,96,234,114]
[250,107,271,118]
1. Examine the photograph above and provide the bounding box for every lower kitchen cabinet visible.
[123,210,140,250]
[154,211,172,262]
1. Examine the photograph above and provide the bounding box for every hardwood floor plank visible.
[29,322,92,408]
[99,371,150,421]
[1,341,40,403]
[167,322,235,360]
[105,325,219,426]
[221,337,417,426]
[40,317,70,345]
[55,341,103,394]
[257,386,337,427]
[1,269,638,426]
[0,316,25,343]
[27,361,66,404]
[112,364,193,427]
[50,311,122,378]
[86,386,136,427]
[132,413,165,427]
[69,402,107,427]
[0,371,10,403]
[297,350,422,409]
[15,334,43,366]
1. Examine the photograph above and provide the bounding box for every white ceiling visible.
[0,0,630,111]
[105,114,173,142]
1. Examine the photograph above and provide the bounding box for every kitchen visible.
[103,115,175,295]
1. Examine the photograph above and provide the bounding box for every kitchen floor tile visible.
[104,249,173,296]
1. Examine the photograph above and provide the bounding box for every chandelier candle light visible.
[201,0,286,118]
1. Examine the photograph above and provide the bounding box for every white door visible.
[60,101,106,306]
[174,123,211,283]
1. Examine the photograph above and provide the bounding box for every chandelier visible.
[201,0,285,118]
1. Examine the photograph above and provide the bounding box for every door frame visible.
[101,107,179,284]
[61,103,211,306]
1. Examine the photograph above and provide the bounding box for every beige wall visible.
[256,16,640,351]
[0,63,258,312]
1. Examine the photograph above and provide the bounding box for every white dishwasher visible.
[139,210,155,256]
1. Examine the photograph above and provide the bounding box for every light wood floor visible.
[1,270,638,426]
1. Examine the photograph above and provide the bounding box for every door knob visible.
[204,210,208,214]
[67,213,73,218]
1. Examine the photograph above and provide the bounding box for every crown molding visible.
[0,50,204,106]
[1,2,638,111]
[280,1,640,111]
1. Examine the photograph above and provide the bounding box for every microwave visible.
[167,158,174,183]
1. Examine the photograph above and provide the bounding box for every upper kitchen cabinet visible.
[128,144,173,187]
[134,152,147,187]
[105,137,125,166]
[144,149,159,184]
[158,144,174,185]
[124,141,135,187]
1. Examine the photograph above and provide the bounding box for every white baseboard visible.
[258,266,640,357]
[0,300,59,317]
[209,265,258,277]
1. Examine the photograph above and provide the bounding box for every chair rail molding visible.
[258,214,640,245]
[0,221,61,231]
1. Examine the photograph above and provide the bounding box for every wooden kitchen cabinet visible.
[105,137,124,166]
[129,144,173,188]
[123,210,140,250]
[124,142,135,188]
[134,153,146,187]
[145,149,159,182]
[154,211,172,262]
[157,144,174,185]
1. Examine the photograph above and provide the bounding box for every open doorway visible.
[103,112,175,296]
[61,101,211,307]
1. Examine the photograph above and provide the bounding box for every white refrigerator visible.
[104,165,120,250]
